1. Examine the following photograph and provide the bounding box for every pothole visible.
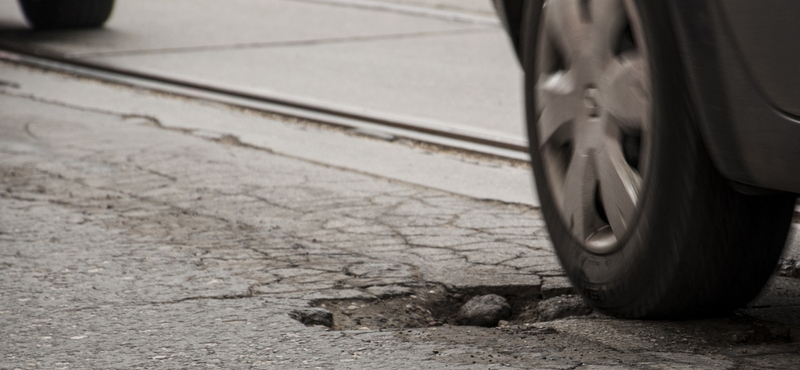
[290,284,592,331]
[314,285,452,330]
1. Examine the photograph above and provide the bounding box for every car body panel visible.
[495,0,800,193]
[718,0,800,118]
[670,0,800,193]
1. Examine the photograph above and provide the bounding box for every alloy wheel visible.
[534,0,651,254]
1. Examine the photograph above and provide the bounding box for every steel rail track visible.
[0,46,530,162]
[0,48,797,217]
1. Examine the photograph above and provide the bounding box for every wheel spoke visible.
[597,141,641,239]
[588,0,626,58]
[622,0,648,54]
[561,149,596,241]
[536,71,579,148]
[543,0,586,62]
[601,52,649,131]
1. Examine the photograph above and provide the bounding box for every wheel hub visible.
[583,87,600,118]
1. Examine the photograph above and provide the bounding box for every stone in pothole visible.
[534,295,591,322]
[457,294,511,327]
[289,307,334,327]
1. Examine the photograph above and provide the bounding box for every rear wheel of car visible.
[19,0,115,29]
[522,0,796,318]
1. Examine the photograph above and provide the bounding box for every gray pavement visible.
[2,57,800,369]
[0,0,525,139]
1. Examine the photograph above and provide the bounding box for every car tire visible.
[19,0,115,29]
[522,0,796,318]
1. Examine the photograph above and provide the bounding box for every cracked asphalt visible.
[2,60,800,369]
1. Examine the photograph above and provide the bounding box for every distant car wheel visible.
[19,0,115,29]
[523,0,796,318]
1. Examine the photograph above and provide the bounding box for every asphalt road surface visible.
[0,0,525,140]
[3,0,800,368]
[2,55,800,369]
